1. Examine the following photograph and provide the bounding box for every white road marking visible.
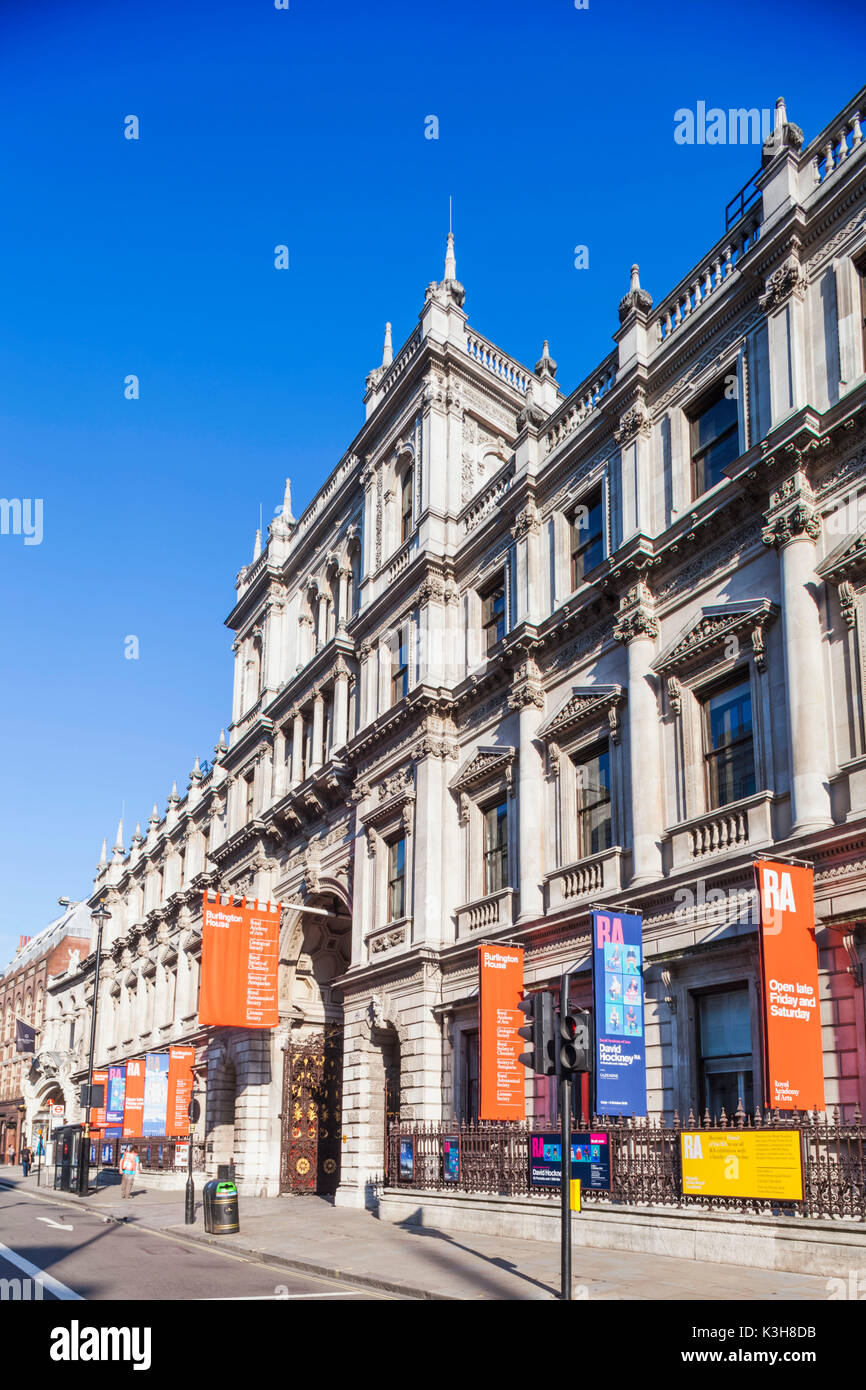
[37,1217,73,1230]
[205,1291,383,1300]
[0,1241,82,1299]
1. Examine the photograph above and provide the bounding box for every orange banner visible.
[166,1046,196,1136]
[479,943,525,1121]
[89,1067,109,1131]
[122,1058,147,1138]
[756,860,825,1112]
[199,892,280,1029]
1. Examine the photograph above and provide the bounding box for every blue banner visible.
[143,1053,170,1137]
[105,1063,127,1130]
[591,909,646,1116]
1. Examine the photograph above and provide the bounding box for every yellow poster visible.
[680,1130,803,1201]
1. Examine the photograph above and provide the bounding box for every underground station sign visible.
[529,1132,612,1190]
[680,1129,804,1202]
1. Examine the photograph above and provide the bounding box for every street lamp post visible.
[185,1095,202,1224]
[77,900,110,1197]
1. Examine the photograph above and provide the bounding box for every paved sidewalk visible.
[0,1170,834,1301]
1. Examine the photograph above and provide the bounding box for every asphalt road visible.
[0,1186,399,1301]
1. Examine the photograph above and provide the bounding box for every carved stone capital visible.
[762,471,821,549]
[614,398,652,446]
[509,501,542,541]
[759,257,807,314]
[613,584,659,645]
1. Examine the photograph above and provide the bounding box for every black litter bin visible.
[203,1178,240,1234]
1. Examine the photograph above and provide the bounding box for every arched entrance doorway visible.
[279,890,351,1196]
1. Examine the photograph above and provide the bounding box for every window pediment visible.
[816,526,866,585]
[537,686,623,745]
[449,746,517,794]
[653,600,777,677]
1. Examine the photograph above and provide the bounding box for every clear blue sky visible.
[1,0,863,958]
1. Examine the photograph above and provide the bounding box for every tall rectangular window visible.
[570,488,605,589]
[481,576,506,653]
[391,627,409,703]
[401,469,413,543]
[702,676,755,809]
[459,1030,480,1122]
[857,255,866,368]
[575,745,612,858]
[689,380,739,497]
[387,836,406,922]
[244,773,255,822]
[483,798,508,894]
[697,987,753,1118]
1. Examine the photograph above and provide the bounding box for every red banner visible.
[755,860,825,1112]
[479,943,525,1121]
[166,1046,196,1136]
[199,892,280,1029]
[122,1057,147,1138]
[89,1067,109,1131]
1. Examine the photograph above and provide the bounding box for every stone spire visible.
[761,95,804,164]
[112,818,125,859]
[281,478,295,524]
[252,528,262,561]
[98,838,107,870]
[444,231,457,283]
[382,322,393,368]
[618,264,653,323]
[535,340,558,379]
[214,730,228,760]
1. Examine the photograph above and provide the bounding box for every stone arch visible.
[279,887,352,1032]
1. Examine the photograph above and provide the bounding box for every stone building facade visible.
[84,84,866,1204]
[0,903,92,1158]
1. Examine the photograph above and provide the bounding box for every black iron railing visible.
[388,1107,866,1222]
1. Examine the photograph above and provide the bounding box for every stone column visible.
[310,692,324,774]
[298,614,313,670]
[333,659,350,751]
[272,725,287,799]
[290,710,303,787]
[337,567,351,630]
[508,655,545,921]
[613,582,664,884]
[763,471,832,832]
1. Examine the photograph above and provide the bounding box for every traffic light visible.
[559,1008,591,1076]
[517,991,556,1074]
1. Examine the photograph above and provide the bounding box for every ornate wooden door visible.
[281,1027,343,1195]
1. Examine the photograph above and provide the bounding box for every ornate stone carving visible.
[667,676,682,716]
[654,599,778,677]
[762,471,821,548]
[509,501,542,540]
[839,580,857,629]
[614,398,652,446]
[613,583,659,644]
[759,257,807,314]
[507,658,545,710]
[370,928,406,955]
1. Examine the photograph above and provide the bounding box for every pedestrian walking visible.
[119,1144,140,1199]
[20,1143,31,1178]
[6,1141,15,1167]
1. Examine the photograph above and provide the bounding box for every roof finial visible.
[98,838,108,869]
[281,478,295,524]
[775,96,787,129]
[444,230,457,283]
[252,527,262,561]
[382,322,393,368]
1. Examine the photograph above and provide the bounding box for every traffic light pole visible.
[559,970,572,1303]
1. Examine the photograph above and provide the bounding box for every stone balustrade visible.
[654,214,761,346]
[544,847,624,911]
[461,461,515,534]
[465,331,530,395]
[454,887,516,936]
[665,791,775,870]
[808,107,862,188]
[544,354,617,456]
[379,326,423,398]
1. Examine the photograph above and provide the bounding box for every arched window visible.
[400,467,414,543]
